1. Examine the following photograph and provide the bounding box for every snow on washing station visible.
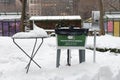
[12,24,48,38]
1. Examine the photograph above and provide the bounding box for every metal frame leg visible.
[79,50,85,63]
[56,49,61,67]
[25,38,44,73]
[25,38,37,73]
[13,38,43,73]
[67,49,71,66]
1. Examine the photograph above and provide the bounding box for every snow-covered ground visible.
[0,34,120,80]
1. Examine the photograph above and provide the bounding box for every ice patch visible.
[0,58,9,64]
[0,71,3,78]
[77,74,91,80]
[9,56,27,63]
[48,74,64,80]
[113,70,120,80]
[92,66,113,80]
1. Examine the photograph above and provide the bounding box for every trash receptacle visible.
[55,26,88,67]
[55,27,88,49]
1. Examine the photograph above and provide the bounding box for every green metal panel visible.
[57,34,86,47]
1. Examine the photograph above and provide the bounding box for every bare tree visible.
[78,0,98,20]
[98,0,105,35]
[103,0,120,11]
[20,0,27,32]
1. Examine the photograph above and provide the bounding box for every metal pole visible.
[93,30,96,63]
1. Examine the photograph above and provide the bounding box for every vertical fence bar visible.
[8,21,10,36]
[2,21,4,36]
[15,20,17,33]
[0,21,1,36]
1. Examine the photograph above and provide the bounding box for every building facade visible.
[28,0,79,16]
[0,0,22,12]
[28,0,42,16]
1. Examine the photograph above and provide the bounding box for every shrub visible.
[87,47,120,53]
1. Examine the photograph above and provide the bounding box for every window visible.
[0,0,5,2]
[0,0,15,4]
[30,0,33,4]
[34,0,37,3]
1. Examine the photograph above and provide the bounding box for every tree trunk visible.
[98,0,105,35]
[20,0,27,32]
